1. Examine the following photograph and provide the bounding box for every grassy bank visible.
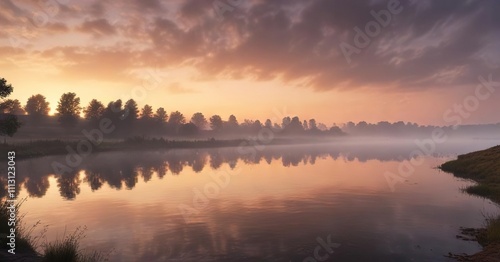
[0,136,330,161]
[0,198,106,262]
[441,145,500,203]
[0,138,247,160]
[440,145,500,259]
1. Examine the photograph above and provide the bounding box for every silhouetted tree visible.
[265,119,272,129]
[168,111,186,126]
[303,120,309,130]
[309,119,317,130]
[329,125,343,135]
[25,94,50,119]
[252,120,263,132]
[140,104,154,120]
[124,99,139,121]
[154,107,168,123]
[210,115,223,131]
[168,111,186,135]
[103,100,123,119]
[102,99,124,135]
[0,115,21,140]
[83,99,104,124]
[282,117,291,128]
[227,115,239,130]
[0,78,22,141]
[242,119,254,128]
[0,78,13,97]
[56,92,81,129]
[153,107,168,134]
[0,99,25,115]
[191,112,208,130]
[309,119,318,131]
[283,116,304,134]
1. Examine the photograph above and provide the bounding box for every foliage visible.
[0,77,22,138]
[25,94,50,116]
[0,99,25,114]
[124,99,139,120]
[154,107,168,123]
[0,77,13,97]
[0,114,22,137]
[210,115,223,131]
[83,99,105,122]
[56,93,81,129]
[191,112,207,129]
[140,104,153,120]
[168,111,186,126]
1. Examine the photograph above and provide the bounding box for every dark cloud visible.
[129,0,500,90]
[194,0,500,90]
[179,0,213,19]
[2,0,499,91]
[77,18,116,36]
[134,0,164,11]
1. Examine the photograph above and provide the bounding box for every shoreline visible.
[0,137,336,161]
[440,145,500,261]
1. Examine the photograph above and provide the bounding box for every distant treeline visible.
[342,121,500,138]
[1,93,345,139]
[1,92,499,139]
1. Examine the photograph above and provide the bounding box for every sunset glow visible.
[2,0,499,125]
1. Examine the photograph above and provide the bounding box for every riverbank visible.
[440,145,500,261]
[0,137,330,161]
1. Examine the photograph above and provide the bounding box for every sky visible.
[1,0,499,126]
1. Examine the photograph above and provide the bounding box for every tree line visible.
[1,91,344,138]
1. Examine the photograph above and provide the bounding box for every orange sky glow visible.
[1,0,499,126]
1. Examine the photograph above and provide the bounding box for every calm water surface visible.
[2,140,500,262]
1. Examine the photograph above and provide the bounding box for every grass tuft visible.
[1,198,107,261]
[41,226,107,262]
[485,216,500,244]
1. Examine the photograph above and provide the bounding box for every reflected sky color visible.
[1,1,500,125]
[2,141,498,261]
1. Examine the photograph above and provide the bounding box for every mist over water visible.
[1,139,498,262]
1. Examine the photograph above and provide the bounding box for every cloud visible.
[77,18,116,36]
[46,22,69,32]
[1,0,499,92]
[40,46,139,83]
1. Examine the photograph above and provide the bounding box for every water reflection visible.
[3,141,500,262]
[0,141,497,200]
